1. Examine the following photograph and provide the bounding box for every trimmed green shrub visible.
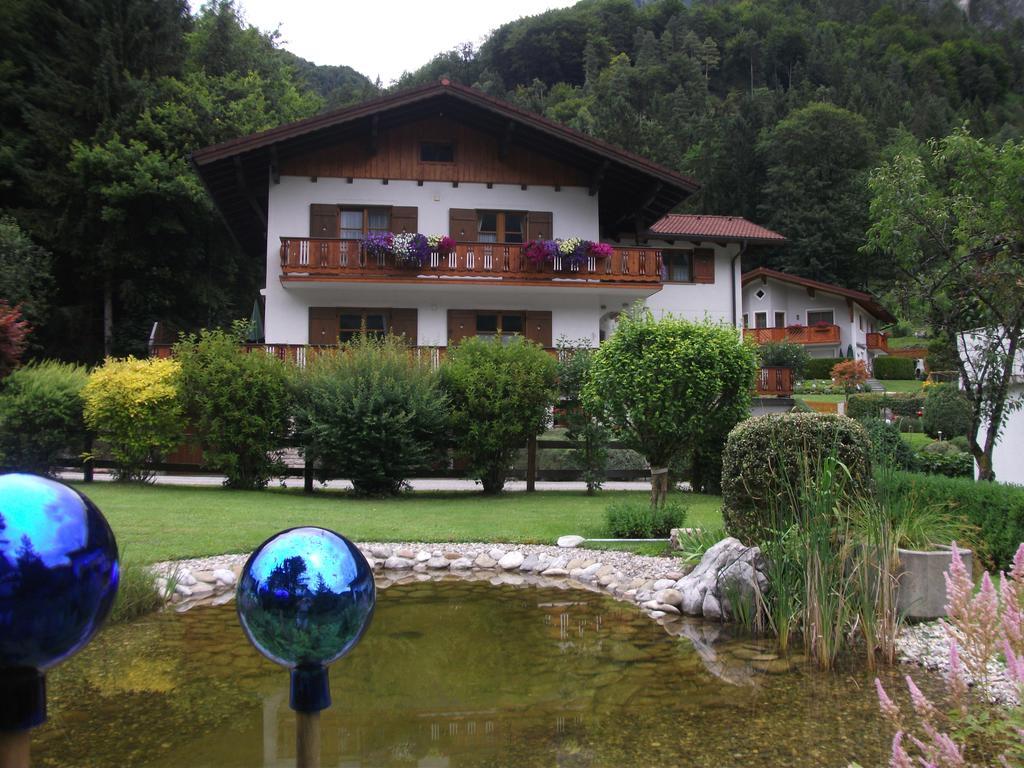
[951,435,971,453]
[875,471,1024,569]
[757,341,810,379]
[441,336,557,494]
[0,360,88,475]
[914,442,973,478]
[174,328,292,489]
[847,393,925,421]
[82,356,183,481]
[873,356,916,379]
[922,383,972,440]
[805,357,845,380]
[721,413,872,544]
[606,500,687,538]
[556,340,609,494]
[293,335,450,496]
[582,311,755,505]
[861,417,917,471]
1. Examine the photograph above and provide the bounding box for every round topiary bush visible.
[721,413,872,544]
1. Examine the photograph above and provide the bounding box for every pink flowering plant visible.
[875,543,1024,767]
[427,234,455,257]
[524,239,557,266]
[589,242,614,259]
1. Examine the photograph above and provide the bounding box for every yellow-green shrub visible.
[83,356,183,481]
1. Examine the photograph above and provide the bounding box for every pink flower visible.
[906,675,937,721]
[946,640,968,703]
[890,732,913,768]
[877,677,902,724]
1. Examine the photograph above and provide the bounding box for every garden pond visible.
[34,576,945,767]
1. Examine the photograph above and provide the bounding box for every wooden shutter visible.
[524,311,552,348]
[693,248,716,284]
[526,211,553,241]
[389,308,418,345]
[391,206,418,234]
[309,205,339,238]
[309,308,340,345]
[449,209,477,242]
[447,310,476,345]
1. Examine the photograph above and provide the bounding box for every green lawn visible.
[882,380,924,393]
[795,394,847,403]
[69,483,724,563]
[887,336,929,350]
[900,432,932,450]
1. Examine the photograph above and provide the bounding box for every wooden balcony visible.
[743,324,841,346]
[279,237,662,286]
[866,332,889,352]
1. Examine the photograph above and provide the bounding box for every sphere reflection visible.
[0,473,119,670]
[236,527,375,668]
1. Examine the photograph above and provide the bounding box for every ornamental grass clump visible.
[292,334,449,496]
[82,356,183,481]
[876,542,1024,768]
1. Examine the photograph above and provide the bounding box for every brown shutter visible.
[447,310,476,345]
[391,206,418,234]
[526,211,553,241]
[693,248,716,284]
[309,308,340,345]
[309,205,339,238]
[524,311,552,348]
[389,308,418,345]
[449,209,477,242]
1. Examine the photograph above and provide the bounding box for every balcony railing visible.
[755,366,794,397]
[743,324,842,345]
[279,238,662,285]
[866,332,889,352]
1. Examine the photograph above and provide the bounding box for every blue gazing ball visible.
[236,527,375,670]
[0,474,120,671]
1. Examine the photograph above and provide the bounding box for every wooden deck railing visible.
[755,366,794,396]
[866,332,889,352]
[743,324,841,345]
[279,237,663,285]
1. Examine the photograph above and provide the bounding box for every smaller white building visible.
[741,268,895,368]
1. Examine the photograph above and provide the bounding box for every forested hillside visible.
[0,0,373,360]
[399,0,1024,290]
[1,0,1022,361]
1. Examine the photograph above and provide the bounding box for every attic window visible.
[755,289,766,300]
[420,142,455,163]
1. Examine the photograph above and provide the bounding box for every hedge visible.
[873,356,917,380]
[847,393,925,421]
[922,383,972,440]
[805,357,845,380]
[721,413,872,544]
[875,471,1024,569]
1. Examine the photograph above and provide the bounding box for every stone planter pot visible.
[896,545,971,620]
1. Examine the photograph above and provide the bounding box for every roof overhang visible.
[743,267,896,323]
[192,80,700,260]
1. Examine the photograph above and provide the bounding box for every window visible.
[755,288,766,300]
[340,207,390,239]
[774,311,786,328]
[475,312,524,343]
[754,312,768,329]
[742,313,749,329]
[477,211,525,243]
[806,310,835,326]
[420,142,454,163]
[663,252,692,282]
[339,311,387,343]
[858,315,864,331]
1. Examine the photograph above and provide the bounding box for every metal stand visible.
[295,712,320,768]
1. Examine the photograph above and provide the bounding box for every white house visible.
[740,268,895,368]
[191,80,782,355]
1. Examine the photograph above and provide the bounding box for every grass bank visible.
[69,483,723,563]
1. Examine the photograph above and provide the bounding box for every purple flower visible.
[363,231,394,259]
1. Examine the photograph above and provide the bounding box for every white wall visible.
[990,384,1024,485]
[265,176,600,343]
[643,241,741,325]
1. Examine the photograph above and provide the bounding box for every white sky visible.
[191,0,578,85]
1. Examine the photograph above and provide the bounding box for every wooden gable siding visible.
[279,116,588,187]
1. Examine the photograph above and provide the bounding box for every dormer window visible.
[420,141,455,163]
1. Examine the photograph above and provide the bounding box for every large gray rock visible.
[384,556,415,570]
[498,551,524,570]
[673,537,767,621]
[520,553,542,572]
[557,535,585,548]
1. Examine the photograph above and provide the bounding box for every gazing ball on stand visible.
[0,473,120,731]
[236,526,375,712]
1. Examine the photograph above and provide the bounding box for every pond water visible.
[34,577,942,767]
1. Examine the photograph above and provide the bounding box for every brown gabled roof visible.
[650,214,785,244]
[743,267,896,323]
[192,79,700,259]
